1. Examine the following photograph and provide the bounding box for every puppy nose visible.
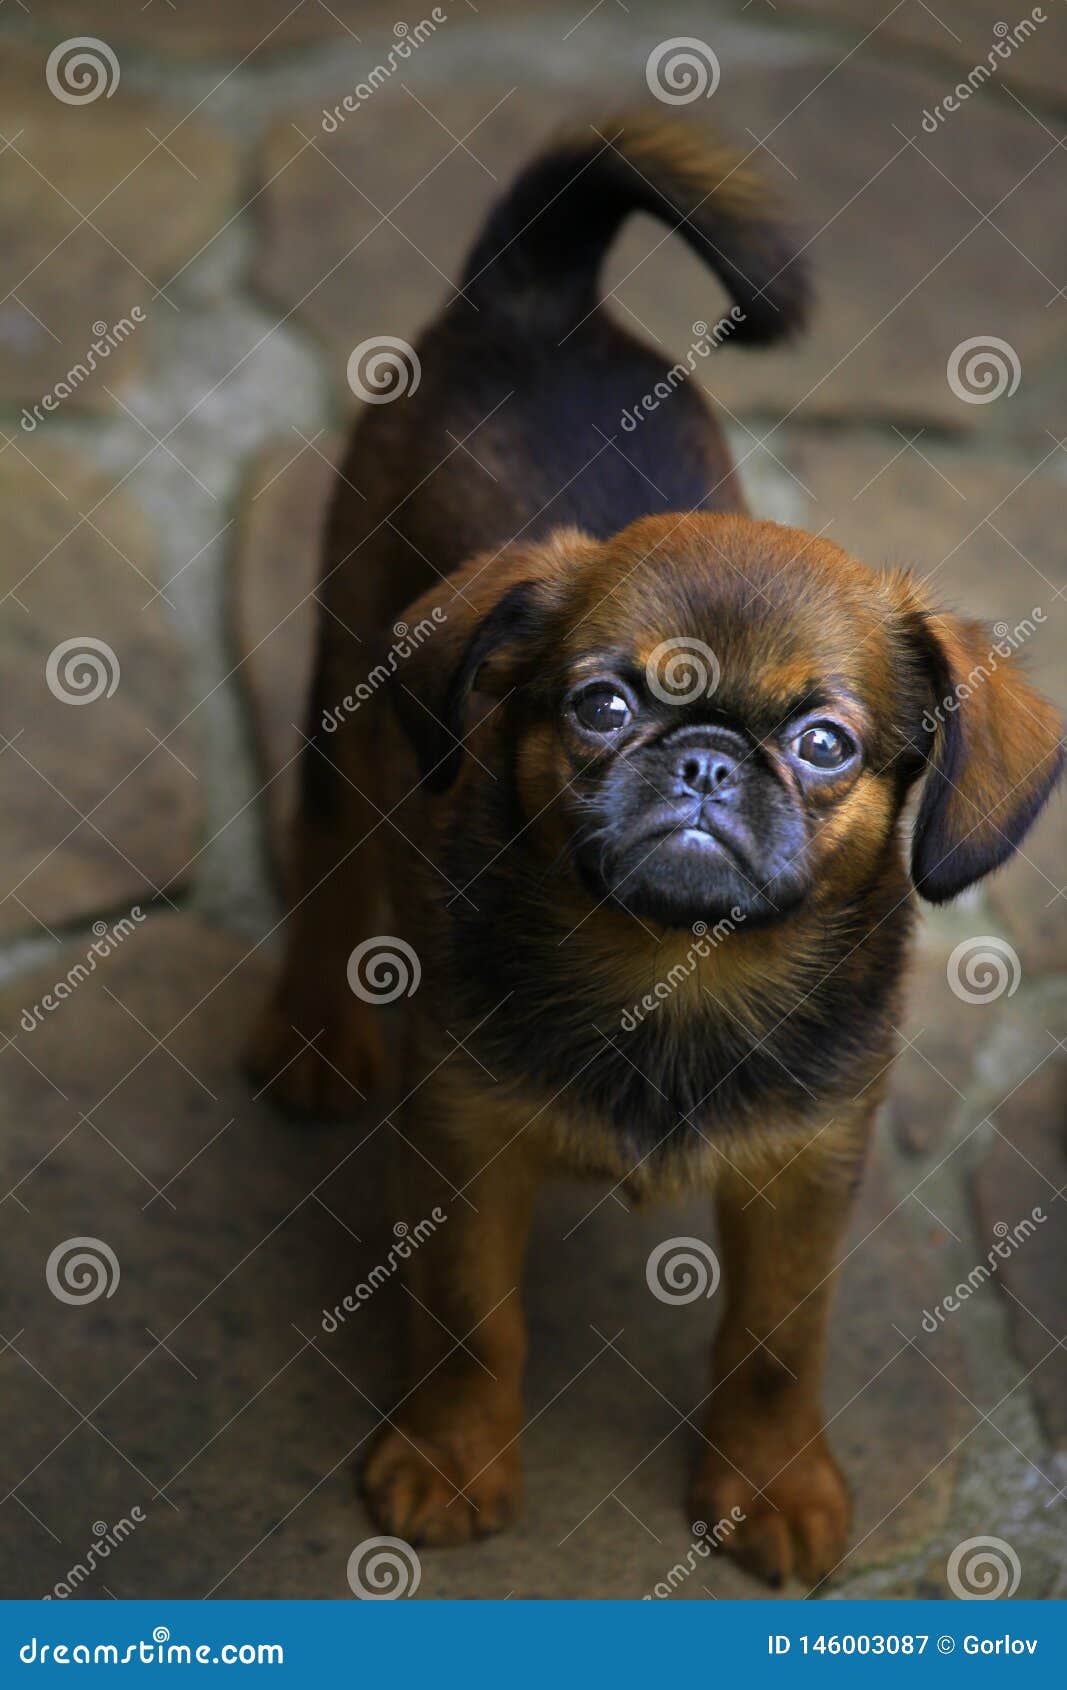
[674,746,739,798]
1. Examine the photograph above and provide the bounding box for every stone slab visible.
[254,86,588,407]
[0,442,200,940]
[777,434,1067,654]
[775,1,1067,110]
[23,1,536,59]
[0,43,238,407]
[974,1060,1067,1451]
[889,938,989,1155]
[649,52,1067,432]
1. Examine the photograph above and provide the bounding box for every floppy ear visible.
[907,607,1063,902]
[390,531,589,793]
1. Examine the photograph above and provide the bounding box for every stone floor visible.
[0,0,1065,1602]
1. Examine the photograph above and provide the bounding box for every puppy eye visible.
[793,723,853,769]
[572,684,632,735]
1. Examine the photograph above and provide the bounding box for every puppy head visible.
[393,514,1063,929]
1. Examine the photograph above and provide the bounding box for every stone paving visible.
[0,0,1064,1601]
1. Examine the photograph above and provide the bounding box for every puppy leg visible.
[246,703,391,1118]
[363,1116,536,1547]
[691,1140,866,1589]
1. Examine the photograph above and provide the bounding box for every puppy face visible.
[394,513,1062,926]
[540,525,903,928]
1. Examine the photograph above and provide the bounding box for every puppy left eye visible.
[572,685,632,735]
[793,723,854,769]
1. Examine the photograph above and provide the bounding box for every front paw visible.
[245,990,386,1119]
[362,1418,522,1547]
[690,1421,851,1589]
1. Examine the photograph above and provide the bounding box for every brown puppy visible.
[248,117,1063,1586]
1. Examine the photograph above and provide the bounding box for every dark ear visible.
[393,578,547,793]
[390,528,595,792]
[908,608,1063,902]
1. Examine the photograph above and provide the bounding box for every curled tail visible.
[460,113,809,343]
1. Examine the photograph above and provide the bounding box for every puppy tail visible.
[459,113,809,342]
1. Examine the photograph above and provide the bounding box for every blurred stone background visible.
[0,0,1064,1600]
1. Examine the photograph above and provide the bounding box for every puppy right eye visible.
[572,685,632,735]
